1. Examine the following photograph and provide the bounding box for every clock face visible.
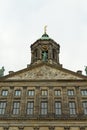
[42,45,48,51]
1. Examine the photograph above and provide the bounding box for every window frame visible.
[54,90,61,96]
[41,102,48,115]
[55,101,61,115]
[27,101,34,115]
[81,90,87,96]
[69,101,76,115]
[13,101,20,115]
[0,101,7,115]
[27,90,35,96]
[82,101,87,115]
[14,90,21,96]
[41,90,48,96]
[68,90,74,96]
[1,90,8,96]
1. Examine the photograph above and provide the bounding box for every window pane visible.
[55,102,61,115]
[28,90,34,96]
[68,90,74,96]
[41,90,47,96]
[69,102,76,115]
[15,90,21,96]
[27,102,34,115]
[82,102,87,115]
[81,90,87,96]
[2,90,8,96]
[13,102,20,114]
[41,102,47,115]
[0,102,6,115]
[55,90,61,96]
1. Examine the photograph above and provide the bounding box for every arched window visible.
[42,50,48,62]
[53,49,57,60]
[33,49,38,62]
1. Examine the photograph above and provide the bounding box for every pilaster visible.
[64,127,70,130]
[80,127,85,130]
[3,127,9,130]
[18,127,24,130]
[33,127,39,130]
[49,126,55,130]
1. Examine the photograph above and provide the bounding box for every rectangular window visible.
[41,102,48,115]
[82,102,87,115]
[0,102,6,115]
[81,90,87,96]
[68,90,74,96]
[69,102,76,115]
[15,90,21,96]
[27,102,34,115]
[41,90,48,96]
[28,90,35,96]
[2,90,8,96]
[54,90,61,96]
[55,102,61,115]
[13,102,20,115]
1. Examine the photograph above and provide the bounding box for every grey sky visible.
[0,0,87,75]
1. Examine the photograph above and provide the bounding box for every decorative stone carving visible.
[33,127,39,130]
[7,65,82,80]
[18,127,24,130]
[3,127,9,130]
[64,127,70,130]
[49,126,55,130]
[80,127,85,130]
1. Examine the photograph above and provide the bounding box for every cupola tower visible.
[31,27,60,66]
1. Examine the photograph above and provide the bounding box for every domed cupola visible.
[30,27,60,66]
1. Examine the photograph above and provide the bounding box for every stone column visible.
[48,87,54,118]
[49,126,55,130]
[48,45,52,59]
[35,87,40,118]
[62,87,68,118]
[80,127,85,130]
[33,127,39,130]
[64,127,70,130]
[56,49,59,63]
[31,50,34,63]
[38,45,41,60]
[76,86,83,116]
[18,127,24,130]
[38,45,42,60]
[3,127,9,130]
[6,87,14,116]
[21,87,27,116]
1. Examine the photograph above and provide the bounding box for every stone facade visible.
[0,32,87,130]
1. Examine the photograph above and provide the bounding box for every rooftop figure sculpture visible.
[42,51,47,62]
[85,66,87,76]
[0,66,5,77]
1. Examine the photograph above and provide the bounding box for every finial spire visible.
[44,25,47,34]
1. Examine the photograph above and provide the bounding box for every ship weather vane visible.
[44,25,47,34]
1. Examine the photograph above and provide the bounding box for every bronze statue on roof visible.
[0,66,5,77]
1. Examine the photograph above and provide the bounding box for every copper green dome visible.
[40,33,50,40]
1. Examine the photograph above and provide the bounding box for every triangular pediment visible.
[2,63,86,80]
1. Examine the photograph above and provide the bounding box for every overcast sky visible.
[0,0,87,75]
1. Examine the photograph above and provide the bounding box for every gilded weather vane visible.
[44,25,47,34]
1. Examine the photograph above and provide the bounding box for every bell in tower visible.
[30,27,60,66]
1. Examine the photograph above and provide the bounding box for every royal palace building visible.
[0,30,87,130]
